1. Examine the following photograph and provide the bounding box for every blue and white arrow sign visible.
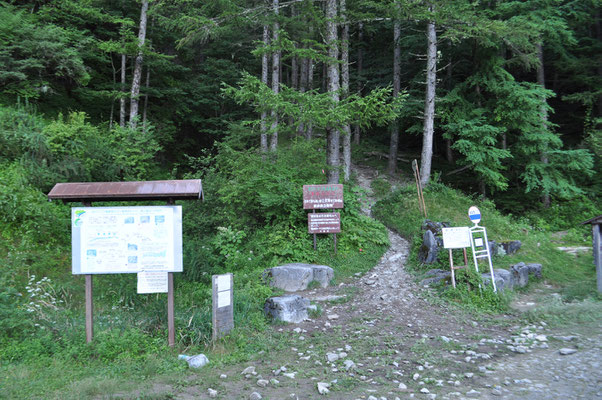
[468,206,481,225]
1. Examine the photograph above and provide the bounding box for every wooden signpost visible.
[212,273,234,340]
[303,184,343,253]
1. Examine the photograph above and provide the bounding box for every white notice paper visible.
[217,274,231,291]
[474,238,484,247]
[442,227,471,249]
[137,271,168,294]
[217,290,231,308]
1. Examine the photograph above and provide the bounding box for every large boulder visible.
[501,240,522,255]
[264,295,310,323]
[418,230,441,264]
[421,220,450,236]
[526,263,543,279]
[265,263,334,292]
[511,262,530,288]
[482,268,514,291]
[421,269,451,286]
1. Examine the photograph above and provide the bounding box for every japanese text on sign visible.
[303,184,344,209]
[71,206,183,274]
[308,213,341,234]
[442,227,471,249]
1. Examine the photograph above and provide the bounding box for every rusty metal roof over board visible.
[48,179,203,203]
[581,215,602,226]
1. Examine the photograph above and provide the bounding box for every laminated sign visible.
[303,184,344,209]
[308,213,341,234]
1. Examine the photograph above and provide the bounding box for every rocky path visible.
[126,164,601,400]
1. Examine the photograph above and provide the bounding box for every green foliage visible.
[370,177,392,199]
[0,3,90,99]
[441,268,510,313]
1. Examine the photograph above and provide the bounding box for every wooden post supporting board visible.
[85,274,93,343]
[167,272,175,347]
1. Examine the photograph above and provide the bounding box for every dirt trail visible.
[127,163,601,400]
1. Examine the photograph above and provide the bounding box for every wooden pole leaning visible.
[412,160,427,218]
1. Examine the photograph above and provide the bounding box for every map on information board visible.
[72,206,183,274]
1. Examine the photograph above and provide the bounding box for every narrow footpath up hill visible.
[118,164,601,400]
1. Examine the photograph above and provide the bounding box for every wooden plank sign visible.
[303,184,344,209]
[212,273,234,340]
[308,213,341,234]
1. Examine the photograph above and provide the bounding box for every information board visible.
[442,227,471,249]
[308,213,341,234]
[303,184,344,209]
[72,206,183,274]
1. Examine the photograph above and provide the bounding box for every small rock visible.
[250,392,262,400]
[327,314,339,320]
[398,382,407,390]
[317,382,330,395]
[492,389,502,396]
[178,354,209,369]
[465,373,474,378]
[283,372,296,379]
[270,378,279,385]
[466,389,481,397]
[559,348,577,355]
[257,379,269,387]
[326,352,340,362]
[343,360,356,370]
[413,373,420,380]
[420,388,430,394]
[208,388,217,398]
[220,374,227,379]
[242,366,257,375]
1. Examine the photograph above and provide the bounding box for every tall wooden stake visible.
[168,272,175,346]
[85,274,93,343]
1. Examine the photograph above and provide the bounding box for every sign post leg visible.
[449,249,456,289]
[313,209,317,250]
[333,233,337,255]
[85,274,93,343]
[168,272,175,347]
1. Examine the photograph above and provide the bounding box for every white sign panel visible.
[72,206,183,274]
[217,274,231,291]
[137,271,169,293]
[442,227,471,249]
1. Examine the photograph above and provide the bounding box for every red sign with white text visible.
[303,184,344,209]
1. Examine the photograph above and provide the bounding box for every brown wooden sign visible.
[303,184,344,209]
[308,213,341,234]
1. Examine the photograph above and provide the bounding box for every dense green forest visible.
[0,0,601,396]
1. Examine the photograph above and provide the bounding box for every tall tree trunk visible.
[353,22,364,145]
[420,8,437,187]
[269,0,280,152]
[388,13,401,175]
[297,53,308,137]
[129,0,149,129]
[109,55,116,130]
[537,42,550,208]
[260,24,270,152]
[119,53,126,128]
[341,0,351,182]
[305,56,315,139]
[445,41,454,163]
[142,66,150,129]
[326,0,340,184]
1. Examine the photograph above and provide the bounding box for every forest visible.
[0,0,601,397]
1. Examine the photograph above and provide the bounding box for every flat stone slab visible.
[264,295,310,323]
[265,263,334,292]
